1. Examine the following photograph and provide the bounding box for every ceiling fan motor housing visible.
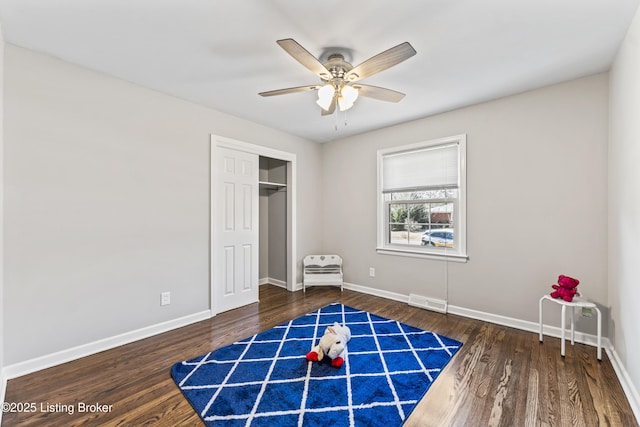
[323,54,354,81]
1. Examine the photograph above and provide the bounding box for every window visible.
[377,134,467,261]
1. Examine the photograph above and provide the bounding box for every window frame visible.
[376,134,468,262]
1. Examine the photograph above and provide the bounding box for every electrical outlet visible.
[581,307,592,318]
[369,267,375,277]
[161,291,171,306]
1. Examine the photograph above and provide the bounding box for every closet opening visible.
[210,134,297,314]
[259,156,288,289]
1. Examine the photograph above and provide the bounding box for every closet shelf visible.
[259,181,287,191]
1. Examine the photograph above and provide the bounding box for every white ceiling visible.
[0,0,638,143]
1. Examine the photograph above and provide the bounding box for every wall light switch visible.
[161,291,171,306]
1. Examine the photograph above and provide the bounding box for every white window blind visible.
[382,143,459,192]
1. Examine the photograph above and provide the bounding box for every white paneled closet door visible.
[214,147,259,313]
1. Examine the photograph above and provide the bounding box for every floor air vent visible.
[408,294,448,314]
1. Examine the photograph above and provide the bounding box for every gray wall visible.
[267,160,287,282]
[0,23,5,384]
[609,6,640,411]
[1,38,626,396]
[322,74,609,332]
[3,44,322,365]
[259,192,269,279]
[267,189,287,282]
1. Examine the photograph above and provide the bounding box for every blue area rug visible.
[171,303,462,426]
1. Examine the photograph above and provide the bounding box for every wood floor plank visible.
[524,367,540,427]
[2,285,637,426]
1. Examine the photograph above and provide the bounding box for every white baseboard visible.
[605,345,640,422]
[448,304,608,349]
[0,372,6,425]
[343,281,639,423]
[408,293,448,313]
[343,282,409,303]
[259,277,287,289]
[3,310,212,380]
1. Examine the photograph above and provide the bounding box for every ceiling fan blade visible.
[259,85,320,97]
[345,42,416,82]
[353,84,406,102]
[321,94,337,116]
[276,38,332,80]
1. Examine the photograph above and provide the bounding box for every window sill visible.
[376,247,468,262]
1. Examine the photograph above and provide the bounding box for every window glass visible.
[377,135,467,260]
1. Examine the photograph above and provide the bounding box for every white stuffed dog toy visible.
[306,322,352,367]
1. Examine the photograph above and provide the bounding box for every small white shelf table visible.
[539,294,602,361]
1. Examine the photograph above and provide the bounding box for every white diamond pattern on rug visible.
[172,303,462,427]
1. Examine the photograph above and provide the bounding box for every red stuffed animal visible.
[550,274,580,302]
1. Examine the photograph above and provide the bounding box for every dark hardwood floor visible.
[2,285,637,426]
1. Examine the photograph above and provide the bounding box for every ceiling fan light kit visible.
[338,85,358,111]
[259,38,416,115]
[316,84,336,110]
[316,83,359,112]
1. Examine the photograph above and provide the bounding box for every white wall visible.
[609,5,640,414]
[0,36,624,399]
[2,29,638,417]
[3,44,323,365]
[322,74,609,333]
[1,22,6,391]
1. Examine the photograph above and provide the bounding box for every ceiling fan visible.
[259,38,417,115]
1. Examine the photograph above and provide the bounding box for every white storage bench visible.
[303,255,343,292]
